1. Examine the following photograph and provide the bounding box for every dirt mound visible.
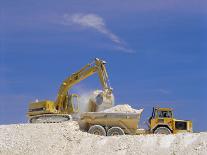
[101,104,143,113]
[0,122,206,155]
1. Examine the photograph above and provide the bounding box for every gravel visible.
[0,122,207,155]
[101,104,143,113]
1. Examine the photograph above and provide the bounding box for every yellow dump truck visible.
[80,112,143,136]
[80,107,193,136]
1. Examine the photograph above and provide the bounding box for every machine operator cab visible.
[153,107,173,118]
[148,107,193,134]
[148,107,174,134]
[149,107,173,122]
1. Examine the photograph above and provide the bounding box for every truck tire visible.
[154,127,172,134]
[88,125,106,136]
[107,127,125,136]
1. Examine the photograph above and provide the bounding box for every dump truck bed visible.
[80,111,143,135]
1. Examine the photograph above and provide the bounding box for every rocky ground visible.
[0,121,206,155]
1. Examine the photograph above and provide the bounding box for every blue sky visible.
[0,0,207,131]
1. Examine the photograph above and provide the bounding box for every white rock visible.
[0,121,206,155]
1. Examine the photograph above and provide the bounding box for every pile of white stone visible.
[0,121,207,155]
[102,104,143,114]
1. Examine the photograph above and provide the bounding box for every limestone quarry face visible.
[0,121,207,155]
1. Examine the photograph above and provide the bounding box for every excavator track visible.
[29,114,72,123]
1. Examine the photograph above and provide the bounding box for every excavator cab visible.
[68,94,79,113]
[53,92,80,114]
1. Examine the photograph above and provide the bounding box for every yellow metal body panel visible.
[156,108,173,111]
[27,100,56,116]
[149,107,193,133]
[81,111,143,135]
[173,119,193,133]
[150,117,174,131]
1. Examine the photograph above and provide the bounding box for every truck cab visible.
[149,107,193,134]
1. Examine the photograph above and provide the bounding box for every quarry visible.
[1,58,206,155]
[2,0,207,153]
[1,104,207,155]
[0,121,207,155]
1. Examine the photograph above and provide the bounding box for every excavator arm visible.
[55,58,112,111]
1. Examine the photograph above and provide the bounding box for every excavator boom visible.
[27,58,113,123]
[55,58,112,110]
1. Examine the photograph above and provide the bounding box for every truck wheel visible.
[88,125,106,136]
[107,127,125,136]
[154,127,172,134]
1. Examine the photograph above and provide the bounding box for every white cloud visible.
[114,46,135,54]
[62,13,135,53]
[153,89,171,95]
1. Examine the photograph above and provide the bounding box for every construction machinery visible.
[148,107,192,134]
[80,111,143,136]
[27,58,114,123]
[80,107,192,136]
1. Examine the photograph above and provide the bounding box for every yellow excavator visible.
[27,58,114,123]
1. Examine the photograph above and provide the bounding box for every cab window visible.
[157,110,172,118]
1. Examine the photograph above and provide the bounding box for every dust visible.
[77,89,115,113]
[78,91,93,112]
[71,91,92,120]
[72,90,114,120]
